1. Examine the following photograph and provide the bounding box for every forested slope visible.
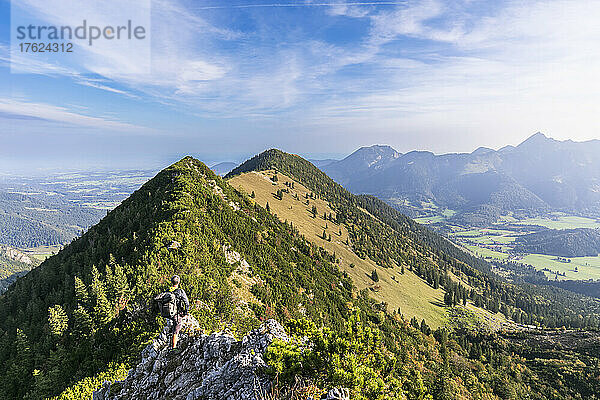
[0,157,357,398]
[514,228,600,257]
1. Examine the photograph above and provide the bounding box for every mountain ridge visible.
[0,156,359,398]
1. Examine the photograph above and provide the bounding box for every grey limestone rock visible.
[326,387,350,400]
[93,318,288,400]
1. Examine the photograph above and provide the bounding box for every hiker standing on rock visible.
[155,275,190,349]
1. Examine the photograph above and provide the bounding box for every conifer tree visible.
[371,269,379,282]
[74,276,89,307]
[72,306,94,339]
[108,262,130,311]
[104,262,115,300]
[48,305,69,338]
[410,316,419,329]
[15,329,31,356]
[90,266,112,326]
[13,329,33,380]
[420,319,431,335]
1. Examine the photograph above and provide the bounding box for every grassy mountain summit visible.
[0,155,598,399]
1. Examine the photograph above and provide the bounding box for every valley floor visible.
[415,212,600,281]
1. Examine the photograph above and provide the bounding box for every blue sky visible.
[1,0,599,172]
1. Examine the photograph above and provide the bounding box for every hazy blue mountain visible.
[498,133,600,212]
[210,161,238,176]
[322,145,400,187]
[308,158,339,169]
[324,133,600,224]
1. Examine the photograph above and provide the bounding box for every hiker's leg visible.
[171,315,183,349]
[157,319,171,347]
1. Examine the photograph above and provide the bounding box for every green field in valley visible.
[515,215,600,229]
[445,215,600,281]
[521,254,600,281]
[465,245,510,260]
[22,245,63,262]
[414,208,456,224]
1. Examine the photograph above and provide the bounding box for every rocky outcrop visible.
[325,388,350,400]
[94,318,289,400]
[0,245,34,265]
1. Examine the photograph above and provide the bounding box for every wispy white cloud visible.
[77,80,141,99]
[0,99,145,131]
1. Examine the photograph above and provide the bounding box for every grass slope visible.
[229,170,446,327]
[226,149,600,331]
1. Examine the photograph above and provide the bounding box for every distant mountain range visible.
[307,158,339,169]
[210,162,237,176]
[322,133,600,225]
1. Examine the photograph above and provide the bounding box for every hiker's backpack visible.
[154,292,178,319]
[173,288,188,316]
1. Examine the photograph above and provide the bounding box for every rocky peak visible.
[516,132,553,149]
[94,318,289,400]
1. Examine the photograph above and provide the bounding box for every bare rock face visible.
[326,388,350,400]
[94,318,289,400]
[0,245,34,265]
